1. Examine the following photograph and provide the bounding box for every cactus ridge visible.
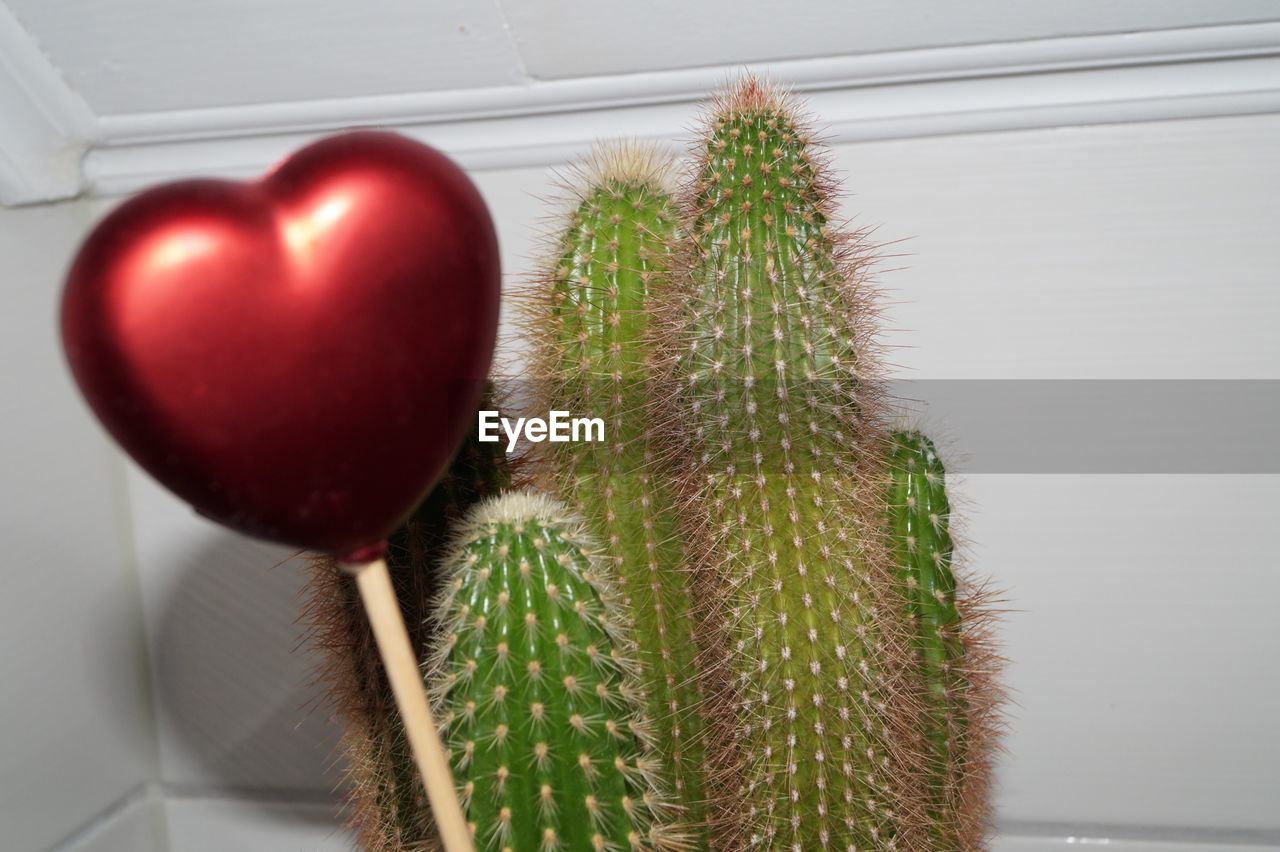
[660,78,933,851]
[523,142,710,836]
[304,393,514,851]
[428,491,690,852]
[886,430,1003,850]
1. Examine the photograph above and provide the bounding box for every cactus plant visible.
[525,144,709,833]
[886,430,1001,850]
[663,78,932,849]
[428,491,687,851]
[304,400,513,851]
[302,80,1003,852]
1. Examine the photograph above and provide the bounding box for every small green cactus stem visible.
[528,144,708,832]
[429,491,685,851]
[304,396,513,851]
[671,79,930,850]
[886,430,999,850]
[886,431,963,838]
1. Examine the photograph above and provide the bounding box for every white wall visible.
[110,112,1280,851]
[831,116,1280,838]
[3,111,1277,851]
[0,201,162,850]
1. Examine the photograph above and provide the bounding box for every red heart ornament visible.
[61,131,500,560]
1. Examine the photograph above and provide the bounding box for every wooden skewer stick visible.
[346,557,473,852]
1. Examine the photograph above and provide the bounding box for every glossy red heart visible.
[61,131,500,560]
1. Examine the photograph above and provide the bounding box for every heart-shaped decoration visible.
[61,131,500,559]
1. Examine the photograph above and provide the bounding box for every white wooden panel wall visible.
[835,115,1280,837]
[3,111,1276,850]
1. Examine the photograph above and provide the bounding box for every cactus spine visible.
[668,80,929,849]
[886,431,1000,850]
[527,145,708,833]
[429,491,685,851]
[305,402,512,850]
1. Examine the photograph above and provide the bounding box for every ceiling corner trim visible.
[82,20,1280,198]
[0,2,96,206]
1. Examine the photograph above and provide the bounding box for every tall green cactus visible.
[304,397,513,851]
[428,491,687,851]
[886,430,1000,850]
[527,144,708,834]
[666,79,931,849]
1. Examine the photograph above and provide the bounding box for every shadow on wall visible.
[148,530,345,804]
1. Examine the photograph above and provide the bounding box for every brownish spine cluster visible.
[654,78,935,850]
[303,398,514,850]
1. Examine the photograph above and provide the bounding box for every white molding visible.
[93,21,1280,145]
[3,18,1279,201]
[0,2,96,205]
[82,21,1280,197]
